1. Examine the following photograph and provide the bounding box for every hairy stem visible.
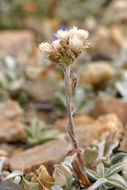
[63,65,90,187]
[63,66,79,149]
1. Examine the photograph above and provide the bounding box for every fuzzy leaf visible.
[111,153,126,164]
[63,154,76,168]
[26,118,58,146]
[3,170,22,181]
[99,184,107,190]
[105,140,119,158]
[107,178,127,190]
[116,81,127,98]
[84,148,98,164]
[97,163,105,177]
[86,168,99,180]
[51,185,64,190]
[65,176,75,190]
[105,162,123,178]
[0,157,5,173]
[25,127,33,138]
[97,141,105,159]
[108,174,127,186]
[88,178,107,190]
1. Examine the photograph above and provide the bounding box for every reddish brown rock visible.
[0,100,22,120]
[90,97,127,126]
[55,114,94,132]
[0,120,25,142]
[8,139,71,172]
[110,25,127,49]
[55,113,123,147]
[79,62,113,86]
[0,100,25,142]
[0,30,35,55]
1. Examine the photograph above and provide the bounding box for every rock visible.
[0,100,22,120]
[0,120,25,142]
[0,143,23,158]
[90,25,118,59]
[24,80,56,102]
[80,113,123,146]
[55,114,94,132]
[84,17,97,33]
[0,182,24,190]
[24,18,59,37]
[120,139,127,153]
[0,143,17,154]
[110,25,127,49]
[0,149,9,157]
[25,64,44,80]
[55,114,123,147]
[91,26,110,50]
[0,30,35,55]
[8,139,71,172]
[109,0,127,22]
[79,62,113,86]
[90,96,127,126]
[0,100,25,142]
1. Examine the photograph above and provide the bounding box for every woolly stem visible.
[63,65,90,187]
[63,66,79,149]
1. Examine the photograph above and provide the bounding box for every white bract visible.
[39,26,89,65]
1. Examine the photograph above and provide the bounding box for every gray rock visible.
[8,139,71,172]
[0,30,35,55]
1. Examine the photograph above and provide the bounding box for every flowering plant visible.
[39,26,90,187]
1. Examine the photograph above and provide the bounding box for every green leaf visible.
[111,153,126,164]
[105,162,123,178]
[31,118,40,136]
[25,117,58,146]
[108,174,127,186]
[99,184,107,190]
[65,176,75,190]
[105,141,119,158]
[97,163,105,177]
[25,127,33,138]
[84,148,98,164]
[107,178,127,190]
[86,168,99,181]
[30,137,57,146]
[88,178,108,190]
[18,92,28,105]
[51,185,64,190]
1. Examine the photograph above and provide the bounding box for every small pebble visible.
[14,176,21,184]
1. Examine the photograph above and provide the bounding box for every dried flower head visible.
[39,26,89,66]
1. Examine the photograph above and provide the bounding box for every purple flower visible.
[53,24,66,41]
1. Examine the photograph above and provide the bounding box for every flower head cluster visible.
[39,26,89,65]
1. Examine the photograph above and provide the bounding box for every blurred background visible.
[0,0,127,173]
